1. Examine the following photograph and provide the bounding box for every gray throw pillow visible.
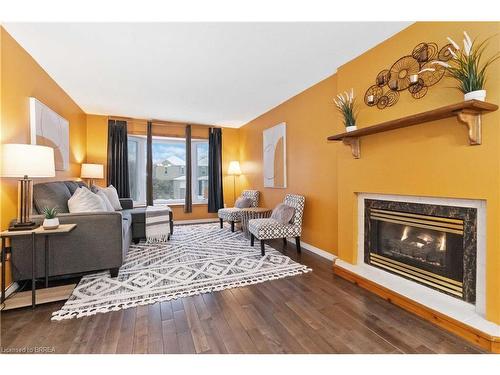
[234,197,252,208]
[90,184,100,194]
[270,203,295,224]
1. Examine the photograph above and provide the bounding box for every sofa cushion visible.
[98,185,122,211]
[64,181,87,194]
[68,187,107,213]
[96,190,115,212]
[33,182,72,214]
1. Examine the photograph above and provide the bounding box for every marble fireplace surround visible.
[364,198,477,303]
[335,193,500,337]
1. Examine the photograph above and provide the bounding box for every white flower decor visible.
[441,31,499,98]
[333,88,357,130]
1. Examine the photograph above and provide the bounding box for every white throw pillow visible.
[68,187,107,213]
[96,190,115,212]
[100,185,122,211]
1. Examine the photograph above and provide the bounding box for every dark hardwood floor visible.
[0,238,483,354]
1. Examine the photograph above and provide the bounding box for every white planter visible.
[464,90,486,102]
[43,218,59,230]
[346,125,358,132]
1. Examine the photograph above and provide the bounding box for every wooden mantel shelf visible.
[327,100,498,158]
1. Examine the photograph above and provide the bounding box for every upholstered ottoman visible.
[120,200,174,243]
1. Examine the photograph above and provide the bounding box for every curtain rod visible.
[107,115,222,128]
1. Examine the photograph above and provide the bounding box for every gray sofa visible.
[10,181,171,281]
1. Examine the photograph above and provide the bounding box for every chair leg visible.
[219,218,223,229]
[250,233,254,247]
[110,268,119,278]
[283,238,287,249]
[260,240,265,256]
[295,236,302,253]
[231,221,235,232]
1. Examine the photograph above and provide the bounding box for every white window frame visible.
[128,135,147,206]
[128,135,208,206]
[192,139,209,204]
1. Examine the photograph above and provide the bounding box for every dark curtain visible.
[184,125,193,213]
[107,120,130,198]
[146,121,153,206]
[208,127,224,213]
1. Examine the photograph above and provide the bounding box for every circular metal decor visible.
[410,85,428,99]
[438,43,456,61]
[388,56,420,91]
[362,40,453,109]
[375,70,391,86]
[419,60,446,87]
[377,95,389,109]
[385,90,399,107]
[364,85,384,106]
[412,42,438,63]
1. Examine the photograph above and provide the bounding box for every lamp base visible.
[9,221,39,232]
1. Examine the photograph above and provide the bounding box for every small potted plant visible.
[334,89,358,132]
[42,207,59,230]
[433,31,499,101]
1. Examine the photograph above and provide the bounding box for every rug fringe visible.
[145,234,169,244]
[51,267,312,321]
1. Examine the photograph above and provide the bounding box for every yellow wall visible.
[335,21,500,324]
[2,21,500,325]
[239,22,500,324]
[85,114,241,220]
[239,75,339,252]
[0,27,87,289]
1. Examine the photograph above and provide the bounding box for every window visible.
[152,137,186,205]
[128,135,208,206]
[128,136,146,205]
[194,141,209,201]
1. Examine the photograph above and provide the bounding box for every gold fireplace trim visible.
[370,209,464,235]
[370,253,463,297]
[370,209,464,225]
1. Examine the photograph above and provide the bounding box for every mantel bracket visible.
[343,137,360,159]
[456,110,482,145]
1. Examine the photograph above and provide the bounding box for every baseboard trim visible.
[333,263,500,353]
[286,239,336,262]
[5,282,19,299]
[175,221,337,262]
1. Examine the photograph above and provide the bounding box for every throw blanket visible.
[145,205,172,243]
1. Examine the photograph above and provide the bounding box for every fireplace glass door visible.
[368,208,465,299]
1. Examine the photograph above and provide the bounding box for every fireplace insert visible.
[364,199,477,303]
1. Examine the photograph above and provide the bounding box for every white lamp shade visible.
[1,144,55,178]
[81,163,104,179]
[227,161,242,175]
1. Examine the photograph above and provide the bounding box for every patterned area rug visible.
[52,223,311,320]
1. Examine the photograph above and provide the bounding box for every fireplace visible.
[364,199,477,303]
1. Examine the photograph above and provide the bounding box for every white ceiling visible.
[4,22,411,127]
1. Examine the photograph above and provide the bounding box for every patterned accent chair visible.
[248,194,305,256]
[218,190,260,232]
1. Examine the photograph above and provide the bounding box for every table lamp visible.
[1,144,55,231]
[80,163,104,186]
[227,161,242,204]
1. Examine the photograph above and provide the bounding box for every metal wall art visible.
[364,42,455,109]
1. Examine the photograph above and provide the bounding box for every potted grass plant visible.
[42,207,59,230]
[334,89,358,132]
[433,31,499,101]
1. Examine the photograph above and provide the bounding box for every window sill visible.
[133,202,209,208]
